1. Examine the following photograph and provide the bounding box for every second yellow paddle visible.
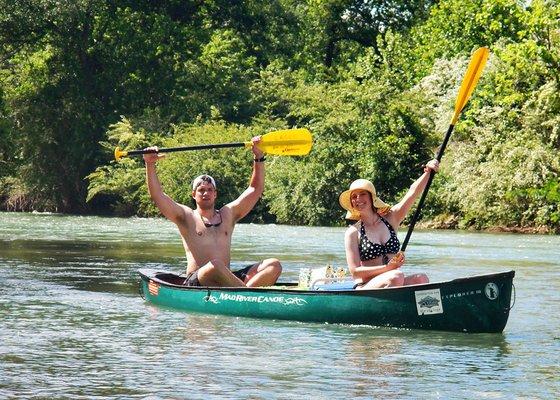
[401,47,490,251]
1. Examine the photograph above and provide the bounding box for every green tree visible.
[298,0,434,69]
[0,0,255,212]
[364,0,528,88]
[424,40,560,231]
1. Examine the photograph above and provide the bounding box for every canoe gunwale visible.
[138,268,515,295]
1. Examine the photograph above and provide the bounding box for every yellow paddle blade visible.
[114,147,128,161]
[249,128,313,156]
[451,47,490,125]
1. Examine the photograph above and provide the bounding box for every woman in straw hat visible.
[339,159,439,289]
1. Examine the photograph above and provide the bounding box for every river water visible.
[0,212,558,399]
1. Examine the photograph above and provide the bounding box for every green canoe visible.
[138,269,515,333]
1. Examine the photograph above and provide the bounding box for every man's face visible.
[192,182,217,208]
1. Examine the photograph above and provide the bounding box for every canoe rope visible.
[139,281,146,300]
[508,283,516,311]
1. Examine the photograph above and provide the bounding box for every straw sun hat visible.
[338,179,391,220]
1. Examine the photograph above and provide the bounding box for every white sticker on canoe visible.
[415,289,443,315]
[484,282,499,300]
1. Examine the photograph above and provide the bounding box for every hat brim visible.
[339,189,391,220]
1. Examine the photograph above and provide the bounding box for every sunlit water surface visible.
[1,212,559,399]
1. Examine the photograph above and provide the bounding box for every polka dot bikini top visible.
[359,217,401,263]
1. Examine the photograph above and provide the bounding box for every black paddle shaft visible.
[400,124,455,252]
[126,142,245,157]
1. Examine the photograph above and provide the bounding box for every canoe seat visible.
[154,272,187,286]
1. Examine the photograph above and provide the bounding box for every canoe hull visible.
[139,269,515,333]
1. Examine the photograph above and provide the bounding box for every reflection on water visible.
[1,212,559,399]
[345,334,405,399]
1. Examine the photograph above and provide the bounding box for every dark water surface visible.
[1,212,559,399]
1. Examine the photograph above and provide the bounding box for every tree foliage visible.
[1,0,559,232]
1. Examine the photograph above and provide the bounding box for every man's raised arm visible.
[144,147,186,224]
[227,136,265,221]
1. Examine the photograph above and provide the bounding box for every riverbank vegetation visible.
[1,0,558,232]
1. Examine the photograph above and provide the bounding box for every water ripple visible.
[1,212,559,398]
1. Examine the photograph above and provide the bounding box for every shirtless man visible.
[143,136,282,287]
